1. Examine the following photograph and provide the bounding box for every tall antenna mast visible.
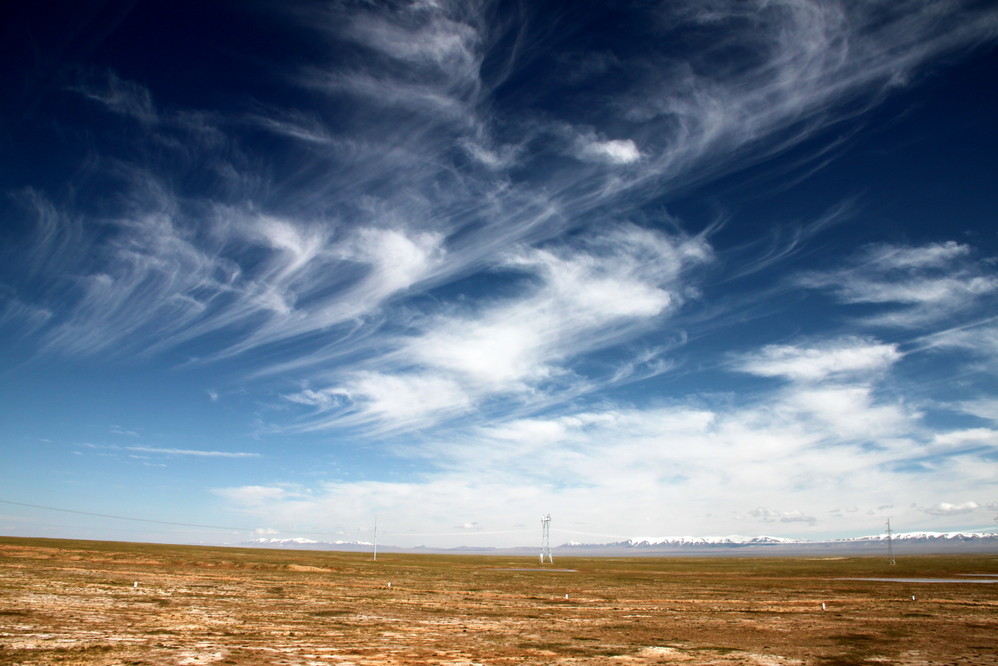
[540,514,553,564]
[373,515,378,562]
[885,518,895,566]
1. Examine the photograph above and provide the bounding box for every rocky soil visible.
[1,537,996,664]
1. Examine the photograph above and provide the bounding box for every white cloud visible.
[28,190,449,363]
[219,367,998,544]
[126,446,259,459]
[735,337,901,382]
[931,429,998,447]
[800,242,998,328]
[748,507,817,524]
[249,216,329,281]
[325,372,471,427]
[347,9,481,79]
[924,321,998,372]
[458,138,521,169]
[342,227,446,296]
[410,226,705,387]
[0,288,53,334]
[952,398,998,424]
[252,111,338,146]
[781,385,912,440]
[923,501,980,516]
[838,277,997,307]
[861,241,971,271]
[69,69,158,124]
[35,195,231,357]
[213,485,290,506]
[283,226,709,430]
[575,136,642,165]
[12,2,995,379]
[284,388,343,410]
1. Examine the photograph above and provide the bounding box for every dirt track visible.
[1,537,996,664]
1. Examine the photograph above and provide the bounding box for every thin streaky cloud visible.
[11,2,994,369]
[67,68,158,124]
[799,242,998,329]
[126,446,260,459]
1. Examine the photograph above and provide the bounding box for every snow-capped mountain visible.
[839,531,994,542]
[557,531,998,555]
[623,535,797,546]
[246,537,373,550]
[240,531,998,555]
[249,537,320,545]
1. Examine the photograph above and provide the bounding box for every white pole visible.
[373,514,378,561]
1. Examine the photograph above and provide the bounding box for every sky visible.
[1,0,996,549]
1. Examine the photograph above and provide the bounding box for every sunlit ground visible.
[1,536,996,664]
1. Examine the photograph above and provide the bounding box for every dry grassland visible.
[1,536,996,664]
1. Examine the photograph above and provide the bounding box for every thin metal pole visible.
[373,515,378,561]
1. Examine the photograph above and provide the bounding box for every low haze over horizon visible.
[1,0,997,549]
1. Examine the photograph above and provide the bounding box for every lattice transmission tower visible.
[540,514,553,564]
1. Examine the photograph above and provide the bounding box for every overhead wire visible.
[0,498,537,540]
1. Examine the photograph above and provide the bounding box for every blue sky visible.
[1,0,996,548]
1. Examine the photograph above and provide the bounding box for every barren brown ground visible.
[1,537,996,665]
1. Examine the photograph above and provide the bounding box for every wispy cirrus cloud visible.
[126,446,260,459]
[68,68,158,124]
[344,6,483,83]
[282,225,710,431]
[9,1,995,377]
[80,442,259,460]
[799,242,998,328]
[952,399,998,425]
[15,179,448,363]
[795,242,998,412]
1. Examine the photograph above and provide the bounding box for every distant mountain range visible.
[243,531,998,556]
[558,531,998,555]
[246,537,374,552]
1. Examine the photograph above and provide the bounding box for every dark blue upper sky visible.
[1,0,996,547]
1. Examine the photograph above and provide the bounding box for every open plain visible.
[1,536,996,665]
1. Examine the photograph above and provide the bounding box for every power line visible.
[383,529,531,537]
[0,498,535,539]
[0,499,250,531]
[553,527,632,540]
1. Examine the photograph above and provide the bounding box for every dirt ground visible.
[1,537,996,665]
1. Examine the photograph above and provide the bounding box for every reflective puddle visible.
[835,577,998,583]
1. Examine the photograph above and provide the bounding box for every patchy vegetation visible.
[1,536,996,664]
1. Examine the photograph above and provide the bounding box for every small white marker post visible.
[133,582,138,589]
[821,602,826,611]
